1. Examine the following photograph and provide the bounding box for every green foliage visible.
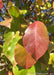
[3,31,22,64]
[0,0,54,75]
[13,65,36,75]
[9,6,19,18]
[47,25,54,33]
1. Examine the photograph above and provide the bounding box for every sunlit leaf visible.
[13,66,19,75]
[23,21,49,62]
[4,32,15,45]
[46,2,51,9]
[48,53,54,65]
[53,2,54,9]
[13,65,36,75]
[7,1,15,8]
[3,31,22,65]
[27,65,36,75]
[9,6,19,18]
[19,10,27,15]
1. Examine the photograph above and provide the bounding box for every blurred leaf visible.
[3,31,22,64]
[19,65,36,75]
[0,70,7,75]
[39,50,49,65]
[36,0,42,5]
[27,65,36,75]
[0,0,3,9]
[19,69,27,75]
[13,66,19,75]
[48,53,54,65]
[21,24,28,35]
[35,61,48,73]
[53,2,54,9]
[9,6,19,18]
[11,17,27,32]
[7,1,15,8]
[15,0,20,8]
[13,65,36,75]
[46,2,51,9]
[34,49,49,73]
[4,32,15,45]
[48,44,54,53]
[0,46,3,55]
[23,21,49,62]
[20,10,27,15]
[48,44,54,65]
[47,25,54,33]
[0,18,12,28]
[8,71,12,75]
[14,44,36,69]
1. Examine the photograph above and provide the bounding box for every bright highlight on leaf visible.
[23,21,49,61]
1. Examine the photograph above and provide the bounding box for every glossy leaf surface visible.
[23,21,49,61]
[14,44,36,69]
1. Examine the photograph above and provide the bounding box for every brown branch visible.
[24,18,30,25]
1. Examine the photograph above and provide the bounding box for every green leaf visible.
[13,66,19,75]
[9,6,19,18]
[0,46,3,55]
[4,32,14,45]
[8,1,15,7]
[46,2,51,9]
[13,65,36,75]
[35,61,48,73]
[3,31,22,64]
[35,50,49,73]
[47,25,54,33]
[0,70,7,75]
[27,65,36,75]
[20,10,27,15]
[48,53,54,65]
[19,69,27,75]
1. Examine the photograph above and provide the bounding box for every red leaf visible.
[0,0,3,9]
[23,21,49,61]
[14,44,36,69]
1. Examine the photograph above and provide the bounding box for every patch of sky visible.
[0,17,3,22]
[31,0,35,3]
[1,7,6,14]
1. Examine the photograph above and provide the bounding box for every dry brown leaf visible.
[0,18,12,28]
